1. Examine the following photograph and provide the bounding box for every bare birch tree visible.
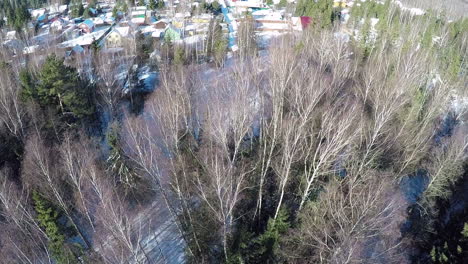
[0,169,51,263]
[0,61,26,139]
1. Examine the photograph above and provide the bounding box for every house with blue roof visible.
[79,19,95,33]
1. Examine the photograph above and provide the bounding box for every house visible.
[333,0,348,8]
[151,31,164,39]
[31,8,47,19]
[50,18,67,31]
[192,14,212,24]
[89,7,98,16]
[131,11,146,25]
[148,16,158,25]
[131,6,148,25]
[291,17,302,31]
[49,4,68,13]
[79,19,95,33]
[184,24,196,36]
[230,0,263,13]
[154,20,168,29]
[300,16,312,29]
[104,12,115,24]
[37,13,49,24]
[104,27,130,48]
[163,26,181,42]
[65,44,86,62]
[92,16,106,27]
[340,8,350,23]
[172,18,185,29]
[143,21,166,38]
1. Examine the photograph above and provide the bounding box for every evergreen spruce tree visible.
[83,8,92,18]
[173,46,186,65]
[278,0,287,8]
[33,191,76,264]
[21,55,95,120]
[19,69,36,101]
[252,209,289,261]
[89,0,98,8]
[107,122,138,188]
[71,0,85,18]
[211,1,221,13]
[157,0,165,9]
[206,18,226,65]
[3,0,31,31]
[148,0,157,10]
[229,209,290,263]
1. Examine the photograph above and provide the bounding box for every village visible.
[0,0,360,61]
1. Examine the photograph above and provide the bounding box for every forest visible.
[0,0,467,263]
